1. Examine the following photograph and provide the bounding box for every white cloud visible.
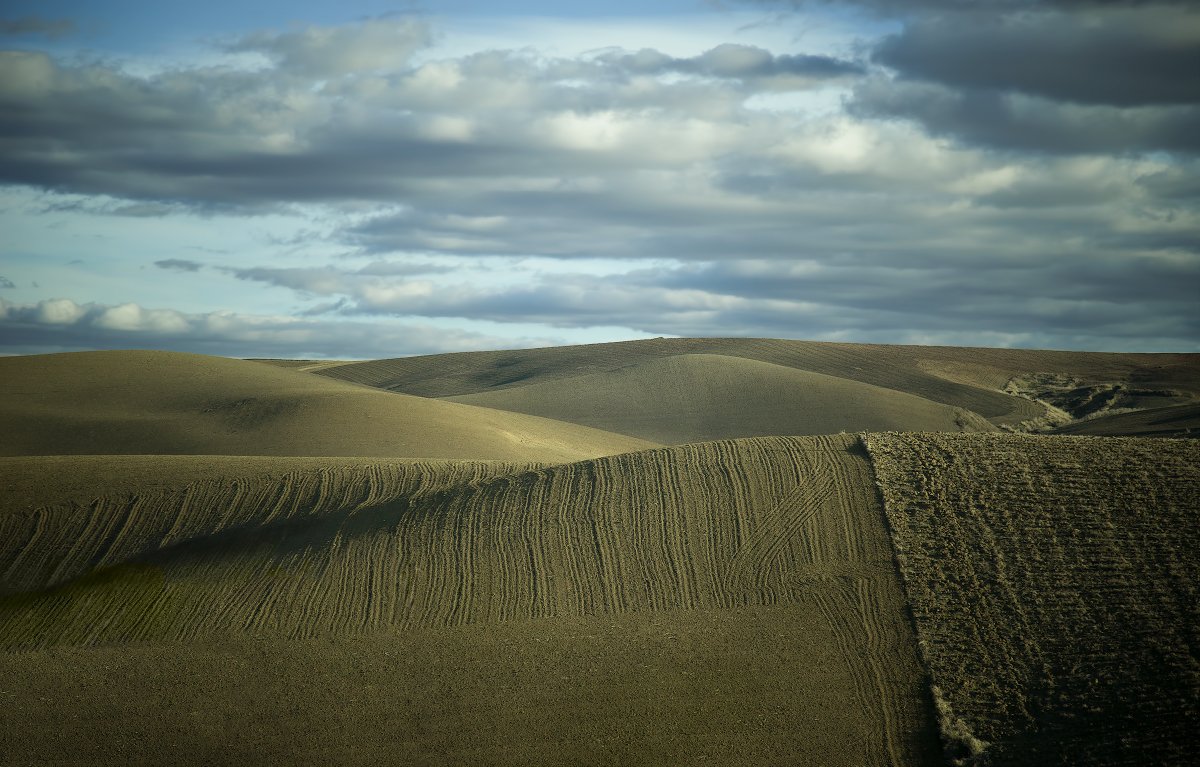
[35,298,86,325]
[94,303,190,333]
[229,18,433,76]
[0,297,566,358]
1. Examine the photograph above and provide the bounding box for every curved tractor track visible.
[1,436,939,767]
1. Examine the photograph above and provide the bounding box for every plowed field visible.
[0,436,939,765]
[868,433,1200,766]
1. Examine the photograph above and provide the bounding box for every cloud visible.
[600,43,864,88]
[0,30,851,211]
[356,259,456,277]
[221,248,1200,352]
[154,258,205,272]
[0,297,549,358]
[31,298,86,325]
[844,3,1200,155]
[228,266,356,295]
[849,78,1200,155]
[0,13,1196,353]
[93,302,191,333]
[1137,163,1200,201]
[0,16,74,39]
[751,0,1193,14]
[0,276,14,289]
[225,259,455,295]
[871,8,1200,107]
[227,17,432,76]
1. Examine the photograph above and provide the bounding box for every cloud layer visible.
[1,5,1197,356]
[853,4,1200,154]
[0,297,547,358]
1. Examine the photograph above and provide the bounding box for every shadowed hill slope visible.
[0,436,911,639]
[1051,402,1200,438]
[0,351,654,461]
[447,353,994,443]
[0,437,940,766]
[0,456,536,595]
[868,433,1200,766]
[311,337,1199,430]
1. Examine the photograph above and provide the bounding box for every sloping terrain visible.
[310,338,1040,424]
[312,337,1199,431]
[0,350,654,461]
[867,433,1200,766]
[1052,402,1200,438]
[0,456,534,595]
[4,340,1198,765]
[0,455,514,514]
[446,353,994,443]
[0,605,928,767]
[0,436,940,766]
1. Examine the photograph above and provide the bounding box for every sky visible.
[1,0,1197,358]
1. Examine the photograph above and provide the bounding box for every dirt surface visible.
[868,433,1200,766]
[4,340,1198,765]
[1052,402,1200,438]
[0,457,534,594]
[0,605,933,767]
[448,353,993,443]
[311,337,1200,429]
[0,436,939,766]
[0,350,655,461]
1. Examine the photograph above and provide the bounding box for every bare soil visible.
[868,433,1200,765]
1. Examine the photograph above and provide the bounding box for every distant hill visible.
[310,337,1199,433]
[1051,402,1200,438]
[447,353,994,443]
[3,339,1198,766]
[0,350,655,461]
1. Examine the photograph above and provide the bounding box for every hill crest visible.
[0,350,655,461]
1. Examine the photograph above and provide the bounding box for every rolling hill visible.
[309,337,1200,433]
[1,436,939,766]
[446,353,994,443]
[1051,402,1200,438]
[2,339,1198,766]
[0,350,654,461]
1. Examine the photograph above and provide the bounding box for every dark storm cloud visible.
[841,2,1200,155]
[747,1,1200,154]
[154,258,205,272]
[871,10,1200,107]
[655,255,1200,315]
[1137,164,1200,201]
[0,16,74,39]
[849,78,1200,154]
